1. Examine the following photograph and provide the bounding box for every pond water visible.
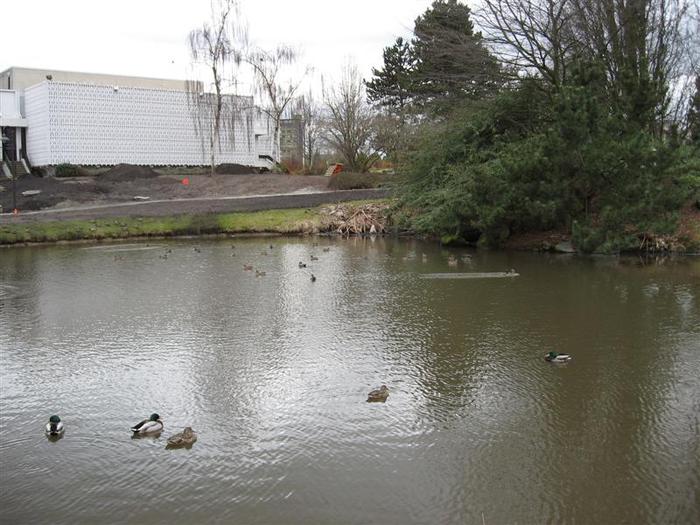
[1,237,698,524]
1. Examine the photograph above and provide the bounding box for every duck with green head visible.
[131,413,163,434]
[545,351,572,363]
[45,415,64,436]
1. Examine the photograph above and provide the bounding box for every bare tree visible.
[246,45,308,163]
[475,0,573,89]
[188,0,246,175]
[477,0,693,133]
[294,92,322,171]
[322,64,378,172]
[568,0,689,134]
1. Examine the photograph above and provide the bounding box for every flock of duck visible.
[105,244,571,446]
[44,386,391,444]
[44,413,197,449]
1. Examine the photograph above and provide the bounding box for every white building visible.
[0,66,276,169]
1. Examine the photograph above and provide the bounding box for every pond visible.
[1,237,698,524]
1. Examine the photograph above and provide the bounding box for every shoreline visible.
[2,200,697,256]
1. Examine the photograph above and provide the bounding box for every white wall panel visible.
[24,83,50,166]
[26,81,274,167]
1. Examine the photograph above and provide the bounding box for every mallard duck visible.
[422,253,428,263]
[298,261,307,268]
[322,248,330,252]
[166,427,197,448]
[310,255,319,261]
[545,352,572,363]
[447,256,458,267]
[256,270,266,277]
[45,415,64,436]
[243,264,253,271]
[131,413,163,434]
[367,385,389,403]
[310,274,316,282]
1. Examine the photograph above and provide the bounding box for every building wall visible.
[24,81,274,167]
[24,83,50,165]
[280,117,304,165]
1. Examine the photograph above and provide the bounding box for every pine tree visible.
[411,0,501,113]
[365,37,415,113]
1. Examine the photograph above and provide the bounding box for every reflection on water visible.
[1,238,699,524]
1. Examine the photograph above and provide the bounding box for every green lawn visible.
[0,207,323,245]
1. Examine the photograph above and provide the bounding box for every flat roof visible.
[0,65,187,84]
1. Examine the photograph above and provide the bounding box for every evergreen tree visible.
[365,37,415,113]
[411,0,501,113]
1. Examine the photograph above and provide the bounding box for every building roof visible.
[0,66,195,92]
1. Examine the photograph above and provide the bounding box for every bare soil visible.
[0,168,331,213]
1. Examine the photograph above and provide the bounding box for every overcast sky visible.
[2,0,434,94]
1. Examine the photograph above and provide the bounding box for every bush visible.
[280,159,304,175]
[55,164,91,177]
[397,76,698,252]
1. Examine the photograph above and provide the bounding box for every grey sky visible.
[2,0,434,94]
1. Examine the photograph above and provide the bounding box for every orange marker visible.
[182,177,190,186]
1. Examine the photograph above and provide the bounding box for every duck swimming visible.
[45,415,64,436]
[131,413,163,434]
[545,352,572,363]
[367,385,389,403]
[166,427,197,449]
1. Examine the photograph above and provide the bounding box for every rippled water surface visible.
[1,238,699,524]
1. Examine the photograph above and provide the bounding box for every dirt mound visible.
[100,164,160,181]
[215,163,259,175]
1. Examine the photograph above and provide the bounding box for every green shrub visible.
[55,164,90,177]
[397,74,697,252]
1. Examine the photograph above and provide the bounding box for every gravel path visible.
[0,189,391,224]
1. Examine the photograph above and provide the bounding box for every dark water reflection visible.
[1,238,698,524]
